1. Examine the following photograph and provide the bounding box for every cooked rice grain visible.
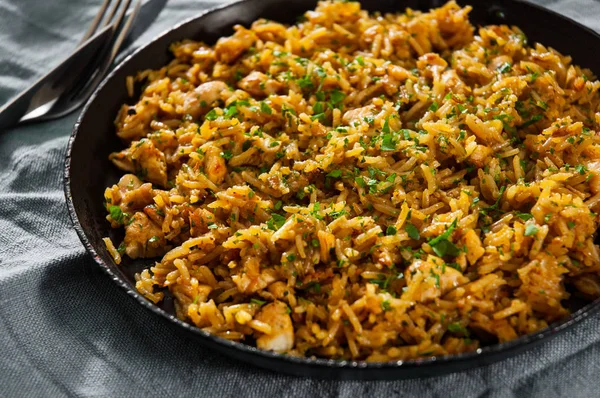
[103,1,600,361]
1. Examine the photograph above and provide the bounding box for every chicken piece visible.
[122,183,154,211]
[106,174,154,217]
[405,260,468,302]
[232,256,278,293]
[416,53,448,79]
[204,144,227,185]
[441,69,468,95]
[189,208,218,237]
[115,173,154,211]
[381,64,414,96]
[380,74,400,96]
[488,55,512,73]
[517,254,569,321]
[387,64,411,82]
[237,71,283,97]
[117,174,143,191]
[589,174,600,195]
[254,301,294,353]
[214,25,257,64]
[342,105,376,125]
[148,129,179,154]
[462,229,485,265]
[468,144,493,168]
[124,212,166,259]
[109,139,168,187]
[267,281,289,300]
[115,97,161,141]
[143,204,164,226]
[301,267,334,286]
[465,114,504,145]
[183,81,231,119]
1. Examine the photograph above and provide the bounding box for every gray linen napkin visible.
[1,0,600,397]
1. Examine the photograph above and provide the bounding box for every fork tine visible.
[32,0,141,121]
[79,0,112,45]
[109,0,141,60]
[103,0,124,28]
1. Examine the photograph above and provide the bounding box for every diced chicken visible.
[183,80,231,119]
[488,55,512,72]
[237,71,283,97]
[416,53,448,70]
[143,204,164,226]
[204,144,228,185]
[189,208,219,237]
[215,25,257,64]
[589,174,600,195]
[115,97,161,141]
[468,144,493,168]
[124,212,166,259]
[387,64,411,82]
[517,254,569,320]
[109,139,168,187]
[267,281,289,300]
[342,105,376,125]
[122,183,153,211]
[117,174,143,191]
[380,74,400,96]
[465,114,504,145]
[148,129,179,153]
[115,173,154,211]
[405,260,468,302]
[462,229,485,265]
[441,69,468,95]
[254,301,294,353]
[232,256,278,293]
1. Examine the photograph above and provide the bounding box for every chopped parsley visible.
[381,300,391,312]
[220,150,233,160]
[205,109,218,121]
[109,206,125,224]
[515,212,533,221]
[266,214,287,231]
[497,62,512,73]
[405,223,420,240]
[381,134,396,151]
[524,223,539,237]
[447,322,469,336]
[260,101,272,114]
[428,219,459,257]
[329,89,346,108]
[327,170,343,178]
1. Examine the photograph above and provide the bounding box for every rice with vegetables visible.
[103,1,600,361]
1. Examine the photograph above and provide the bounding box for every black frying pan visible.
[64,0,600,380]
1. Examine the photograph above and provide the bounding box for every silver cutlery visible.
[0,0,166,131]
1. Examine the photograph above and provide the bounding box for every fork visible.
[0,0,142,130]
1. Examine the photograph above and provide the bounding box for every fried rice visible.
[102,0,600,361]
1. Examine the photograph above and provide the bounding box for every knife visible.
[0,0,167,131]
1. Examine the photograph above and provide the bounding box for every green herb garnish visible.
[405,223,420,240]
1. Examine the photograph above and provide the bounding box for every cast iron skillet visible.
[65,0,600,380]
